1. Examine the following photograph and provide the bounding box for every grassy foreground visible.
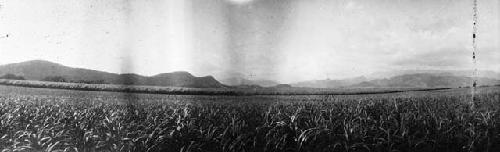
[0,85,499,152]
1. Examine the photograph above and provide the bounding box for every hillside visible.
[292,76,367,88]
[351,73,500,88]
[368,70,500,80]
[0,60,225,88]
[220,77,279,87]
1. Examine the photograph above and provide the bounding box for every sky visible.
[0,0,498,83]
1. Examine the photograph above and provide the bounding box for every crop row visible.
[0,86,499,151]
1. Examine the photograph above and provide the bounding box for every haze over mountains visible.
[350,73,500,88]
[367,70,500,80]
[293,76,368,88]
[0,60,499,89]
[220,77,279,87]
[292,71,500,88]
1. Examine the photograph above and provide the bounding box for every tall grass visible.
[1,85,499,151]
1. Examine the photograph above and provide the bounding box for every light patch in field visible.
[226,0,255,4]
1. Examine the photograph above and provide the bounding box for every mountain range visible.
[0,60,225,88]
[1,60,499,89]
[292,76,368,88]
[367,69,500,80]
[292,70,500,88]
[219,77,279,87]
[350,73,500,88]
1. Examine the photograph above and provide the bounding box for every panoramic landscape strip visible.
[0,79,454,96]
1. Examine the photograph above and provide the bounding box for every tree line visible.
[0,73,106,84]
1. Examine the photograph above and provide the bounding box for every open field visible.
[0,79,451,95]
[1,85,500,151]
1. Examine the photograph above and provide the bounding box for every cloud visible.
[345,1,364,11]
[407,16,461,34]
[226,0,255,4]
[392,47,472,68]
[1,0,499,83]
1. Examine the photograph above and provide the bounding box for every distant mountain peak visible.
[0,60,225,88]
[13,60,62,66]
[351,73,500,88]
[171,71,191,74]
[220,77,279,87]
[292,76,368,88]
[367,69,500,80]
[153,71,195,78]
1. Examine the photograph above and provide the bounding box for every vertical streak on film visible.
[0,0,8,39]
[471,0,478,108]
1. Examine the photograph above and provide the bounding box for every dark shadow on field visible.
[117,84,142,120]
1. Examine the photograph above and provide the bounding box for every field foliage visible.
[0,85,499,151]
[0,79,450,96]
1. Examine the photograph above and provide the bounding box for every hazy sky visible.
[0,0,498,83]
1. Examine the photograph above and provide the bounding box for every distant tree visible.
[0,73,25,80]
[234,84,263,89]
[42,76,67,82]
[274,84,292,88]
[94,80,106,84]
[73,79,106,84]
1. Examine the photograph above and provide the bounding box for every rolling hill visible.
[292,76,368,88]
[293,72,500,89]
[220,77,279,87]
[0,60,225,88]
[351,73,500,88]
[368,70,500,80]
